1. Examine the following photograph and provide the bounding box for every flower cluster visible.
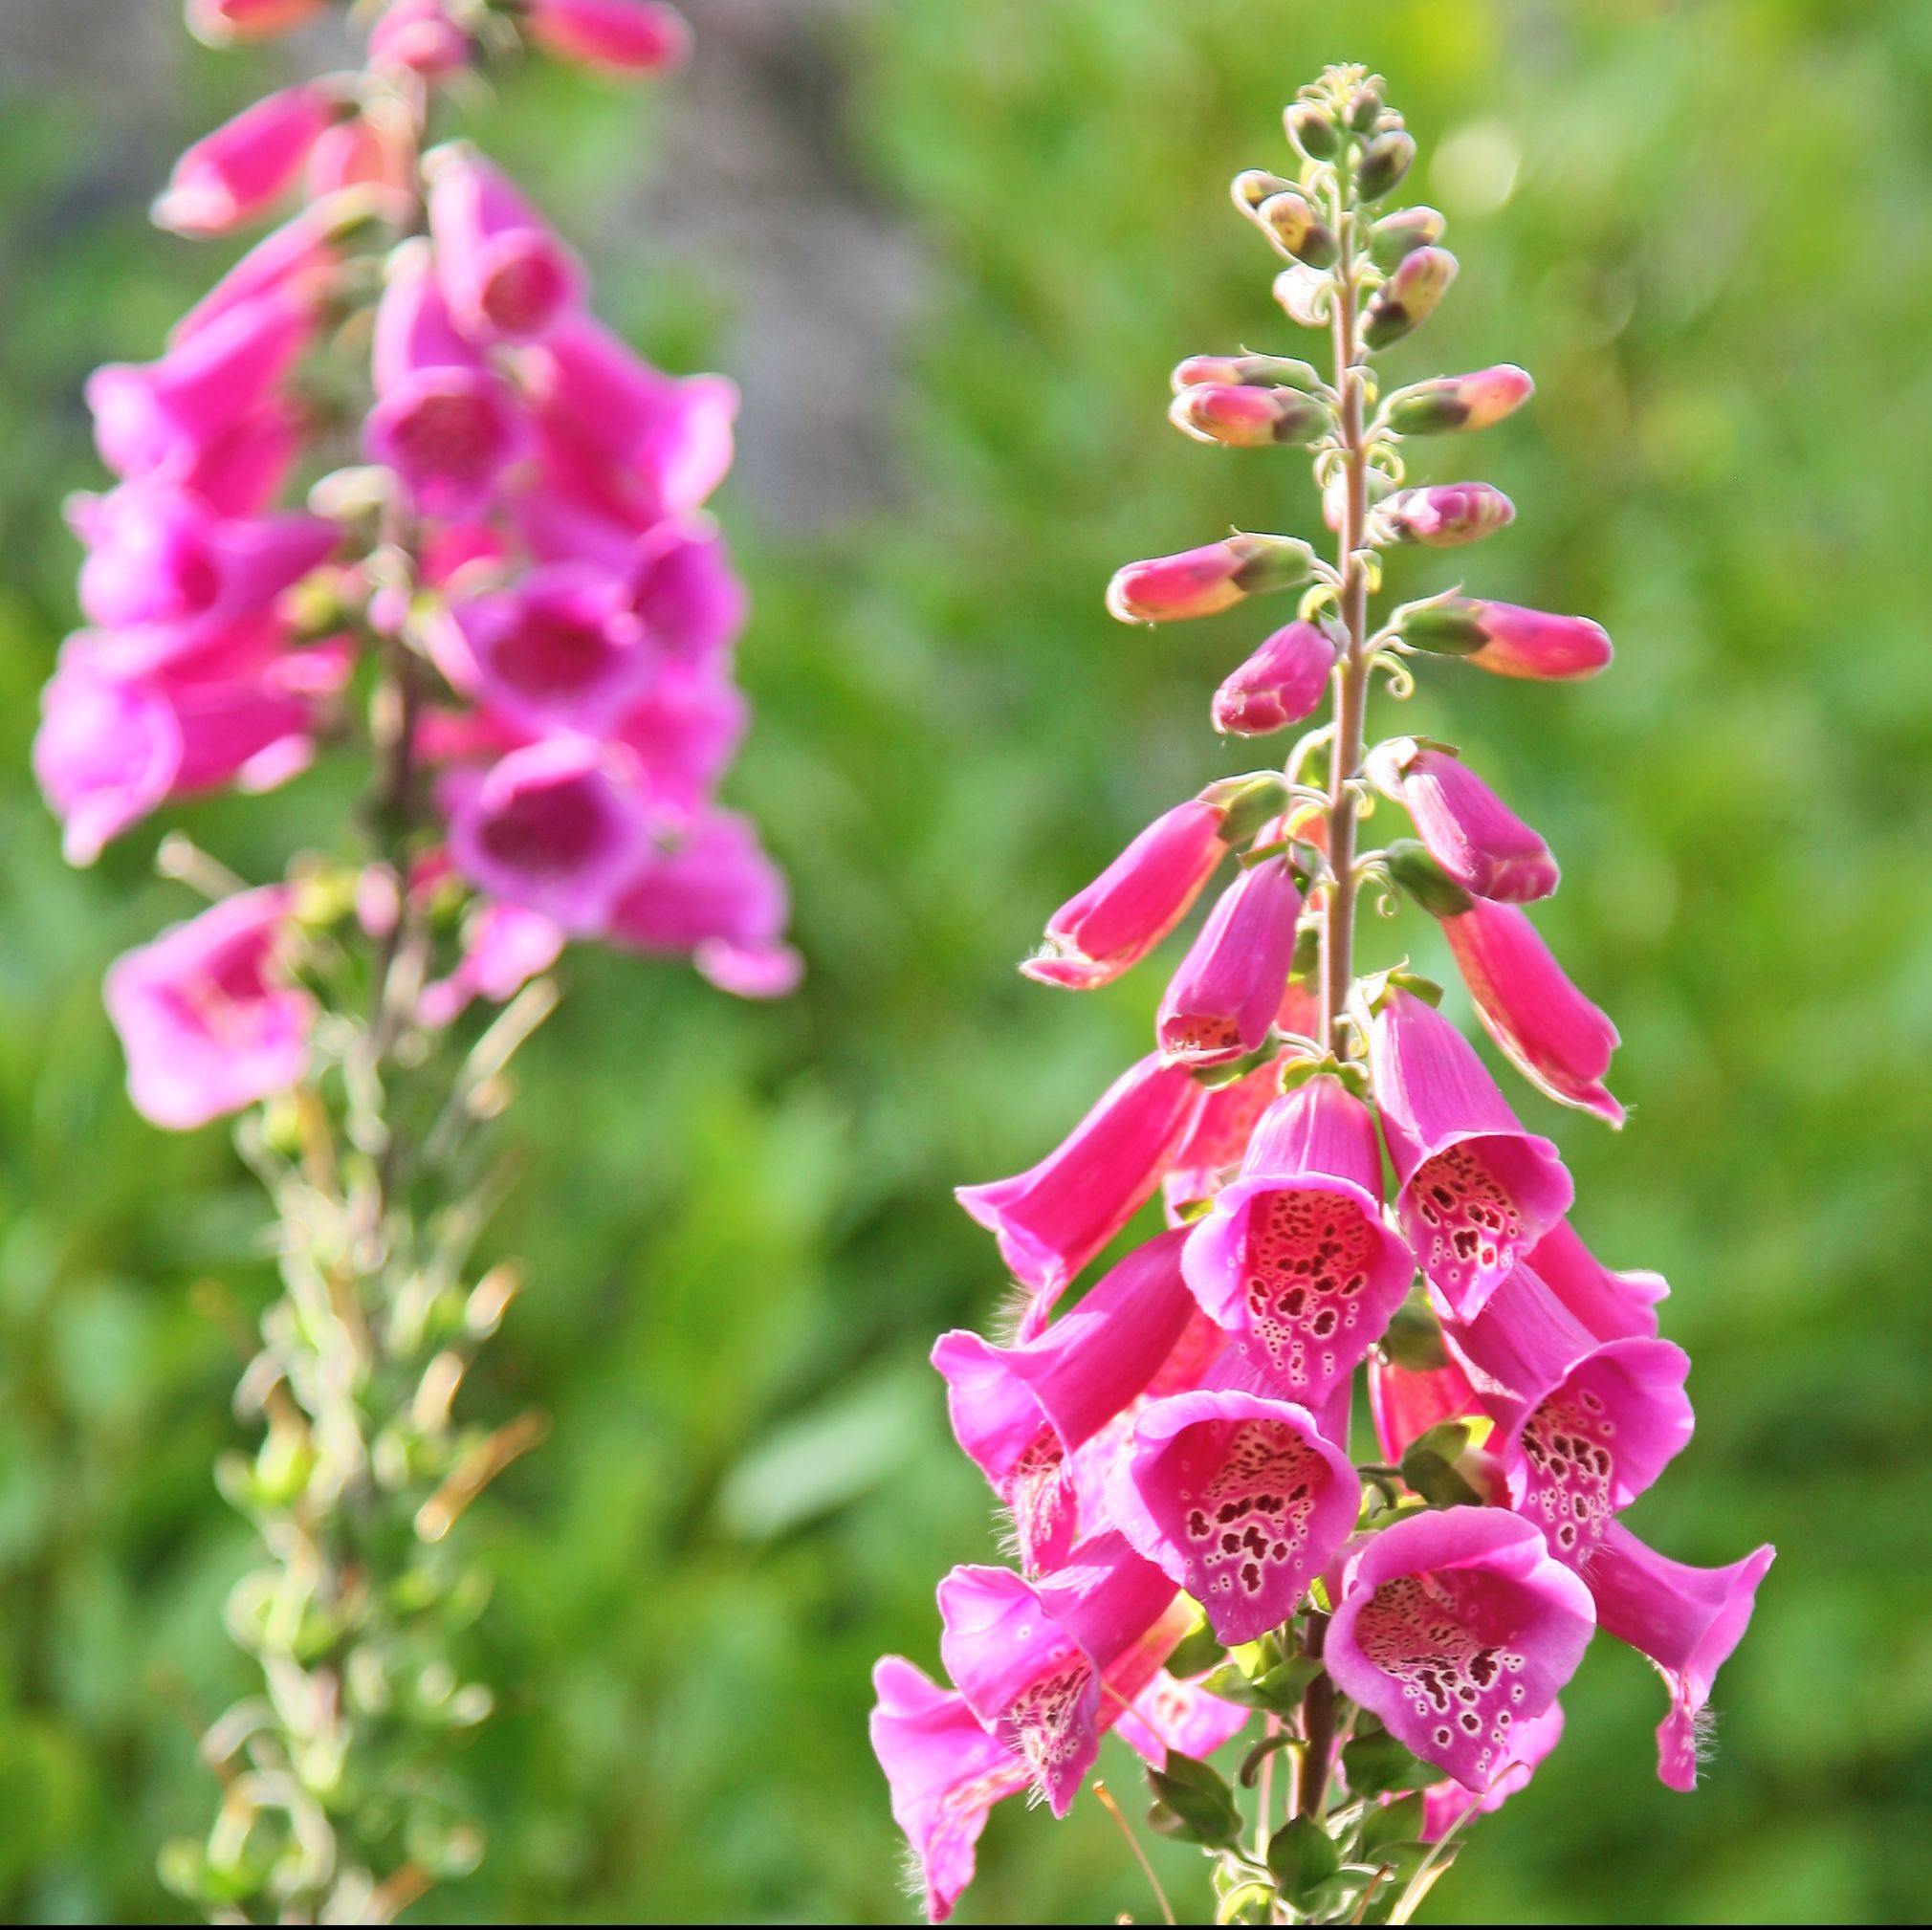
[873,67,1770,1925]
[39,0,793,1132]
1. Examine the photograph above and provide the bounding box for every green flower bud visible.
[1286,100,1341,160]
[1258,190,1341,269]
[1369,205,1447,269]
[1385,839,1476,918]
[1232,168,1297,215]
[1356,128,1417,203]
[1171,351,1323,395]
[1362,246,1458,349]
[1346,85,1385,133]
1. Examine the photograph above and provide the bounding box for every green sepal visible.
[1147,1752,1244,1848]
[1380,1288,1448,1371]
[1341,1728,1449,1797]
[1280,1054,1371,1104]
[1204,770,1293,847]
[1267,1814,1342,1903]
[1361,1791,1426,1853]
[1385,841,1475,919]
[1398,1418,1488,1506]
[1164,1616,1229,1680]
[1202,1652,1324,1713]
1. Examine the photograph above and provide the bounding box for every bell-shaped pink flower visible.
[171,203,343,346]
[366,247,528,516]
[1447,1267,1693,1568]
[1107,533,1312,624]
[1162,1050,1286,1214]
[1373,483,1514,548]
[1182,1075,1415,1406]
[1526,1217,1666,1341]
[369,0,473,77]
[627,517,747,664]
[1107,1389,1360,1644]
[955,1054,1205,1316]
[441,565,654,735]
[610,665,748,829]
[1367,1350,1482,1461]
[932,1227,1196,1572]
[868,1657,1032,1925]
[1156,857,1301,1066]
[1442,899,1623,1125]
[306,112,417,213]
[187,0,326,43]
[1327,1507,1595,1794]
[154,84,338,237]
[1387,746,1557,903]
[607,808,797,998]
[88,293,311,482]
[1369,988,1573,1321]
[181,405,305,519]
[1024,797,1228,991]
[1212,621,1336,735]
[417,900,566,1028]
[443,735,654,933]
[1398,598,1613,682]
[103,886,316,1129]
[72,485,336,632]
[936,1530,1176,1817]
[1582,1523,1774,1791]
[1113,1666,1251,1770]
[428,145,582,341]
[1417,1701,1564,1841]
[523,0,692,76]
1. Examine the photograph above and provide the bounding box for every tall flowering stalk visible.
[872,66,1770,1926]
[38,1,792,1919]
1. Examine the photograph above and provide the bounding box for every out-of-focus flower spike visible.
[369,0,474,77]
[154,83,340,237]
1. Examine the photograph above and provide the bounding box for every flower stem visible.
[1293,1610,1335,1820]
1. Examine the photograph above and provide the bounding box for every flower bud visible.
[1362,247,1458,349]
[1346,85,1385,133]
[1373,483,1514,548]
[1212,621,1337,735]
[1355,129,1416,203]
[1257,191,1340,269]
[1169,385,1332,449]
[1200,770,1292,847]
[1107,534,1313,625]
[1273,263,1331,329]
[1285,101,1341,160]
[1369,206,1446,269]
[186,0,325,43]
[1386,363,1534,435]
[1171,352,1321,395]
[1232,168,1296,216]
[1394,598,1614,680]
[1385,840,1477,919]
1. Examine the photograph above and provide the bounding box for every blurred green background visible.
[1,0,1929,1920]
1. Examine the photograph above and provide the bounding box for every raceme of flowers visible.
[871,65,1771,1927]
[39,0,795,1138]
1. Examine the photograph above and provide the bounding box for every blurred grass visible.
[0,0,1929,1921]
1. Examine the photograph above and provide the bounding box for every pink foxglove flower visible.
[1162,1049,1287,1212]
[936,1531,1176,1816]
[417,900,566,1028]
[154,84,339,237]
[1024,796,1229,990]
[955,1054,1204,1316]
[1386,363,1534,436]
[1418,1701,1564,1840]
[1155,856,1301,1065]
[1378,743,1558,903]
[1107,1388,1359,1644]
[627,517,748,664]
[1526,1217,1667,1341]
[428,144,582,341]
[1370,987,1573,1320]
[1368,1349,1482,1460]
[1439,897,1624,1125]
[1327,1507,1595,1793]
[443,735,654,932]
[1181,1075,1413,1405]
[369,0,474,77]
[932,1227,1196,1572]
[366,245,529,516]
[1398,597,1614,681]
[522,0,692,77]
[1581,1524,1774,1791]
[1106,534,1312,624]
[103,886,315,1129]
[1212,620,1337,735]
[1373,482,1515,548]
[187,0,326,43]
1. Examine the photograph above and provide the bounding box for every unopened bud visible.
[1356,129,1416,203]
[1232,168,1297,215]
[1385,839,1476,918]
[1273,263,1331,329]
[1170,384,1333,449]
[1257,191,1341,269]
[1106,533,1314,625]
[1386,363,1534,435]
[1201,771,1292,848]
[1394,597,1614,680]
[1172,352,1322,395]
[1373,482,1514,548]
[1362,246,1458,349]
[1369,206,1446,269]
[1285,101,1341,160]
[1212,621,1338,735]
[1346,85,1385,133]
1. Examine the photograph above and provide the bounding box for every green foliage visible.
[0,1,1930,1923]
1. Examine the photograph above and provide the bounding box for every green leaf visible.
[1163,1617,1228,1680]
[1399,1420,1484,1506]
[1360,1791,1425,1853]
[1267,1814,1341,1904]
[1380,1291,1448,1371]
[1200,1654,1322,1712]
[1147,1752,1242,1848]
[1341,1729,1449,1796]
